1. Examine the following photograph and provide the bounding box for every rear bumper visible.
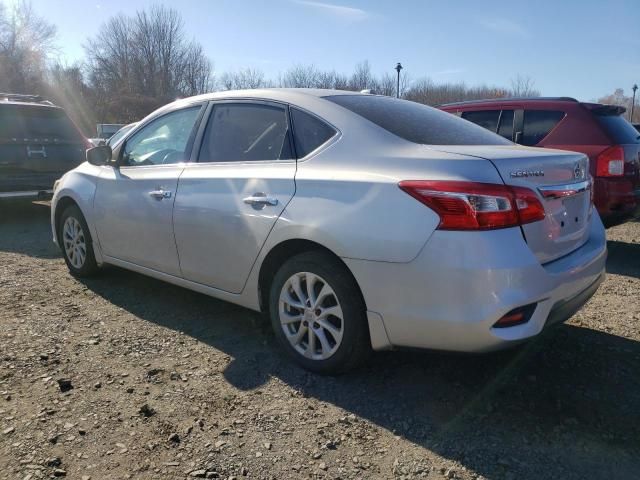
[344,215,607,352]
[595,177,640,225]
[545,273,603,327]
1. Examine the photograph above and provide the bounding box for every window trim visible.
[117,102,206,168]
[194,99,296,166]
[288,105,340,162]
[496,109,515,141]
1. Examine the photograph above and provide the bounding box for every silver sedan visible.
[51,89,606,373]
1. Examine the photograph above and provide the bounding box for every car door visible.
[93,104,204,276]
[173,100,296,293]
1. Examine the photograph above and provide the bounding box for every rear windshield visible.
[595,114,640,144]
[0,105,83,142]
[324,95,511,145]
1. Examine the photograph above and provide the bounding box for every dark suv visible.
[440,97,640,226]
[0,93,87,201]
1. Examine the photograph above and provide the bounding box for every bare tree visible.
[84,5,212,121]
[598,88,639,123]
[349,60,374,91]
[405,77,509,106]
[510,74,540,97]
[0,0,56,93]
[279,64,321,88]
[220,68,267,90]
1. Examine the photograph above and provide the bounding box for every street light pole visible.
[631,84,638,122]
[395,63,403,98]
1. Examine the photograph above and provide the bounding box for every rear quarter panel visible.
[267,136,505,263]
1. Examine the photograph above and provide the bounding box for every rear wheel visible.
[59,205,99,277]
[269,251,370,374]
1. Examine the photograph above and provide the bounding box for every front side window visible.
[122,106,201,166]
[325,95,511,145]
[461,110,500,132]
[198,103,292,162]
[521,110,565,146]
[290,107,336,158]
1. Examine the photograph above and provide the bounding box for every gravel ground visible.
[1,203,639,480]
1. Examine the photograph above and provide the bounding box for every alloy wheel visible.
[279,272,344,360]
[62,216,87,269]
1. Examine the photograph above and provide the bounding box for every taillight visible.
[596,145,625,177]
[398,180,545,230]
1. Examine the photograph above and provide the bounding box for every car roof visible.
[0,100,61,110]
[150,88,368,123]
[439,97,579,108]
[183,88,357,103]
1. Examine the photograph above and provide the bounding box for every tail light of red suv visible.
[399,180,545,230]
[595,145,625,177]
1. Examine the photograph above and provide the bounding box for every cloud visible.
[478,17,530,38]
[292,0,370,22]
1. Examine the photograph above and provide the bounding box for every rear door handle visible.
[148,189,172,200]
[243,193,278,207]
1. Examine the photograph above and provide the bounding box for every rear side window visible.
[0,105,83,142]
[290,107,336,157]
[521,110,564,146]
[325,95,511,145]
[461,110,500,131]
[595,114,640,144]
[199,103,293,162]
[497,110,514,140]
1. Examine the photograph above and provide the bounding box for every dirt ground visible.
[1,202,639,480]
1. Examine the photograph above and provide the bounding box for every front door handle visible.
[243,193,278,207]
[148,189,172,200]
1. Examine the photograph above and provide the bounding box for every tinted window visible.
[199,103,292,162]
[325,95,511,145]
[461,110,500,131]
[521,110,564,146]
[497,110,515,140]
[0,105,83,142]
[595,114,640,144]
[122,106,201,166]
[291,108,336,157]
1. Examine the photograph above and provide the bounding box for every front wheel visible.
[269,251,370,374]
[58,205,99,277]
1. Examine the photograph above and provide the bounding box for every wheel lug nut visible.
[315,309,321,316]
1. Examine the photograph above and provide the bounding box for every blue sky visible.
[15,0,640,101]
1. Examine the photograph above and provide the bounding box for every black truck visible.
[0,93,87,201]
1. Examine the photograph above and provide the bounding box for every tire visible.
[269,251,370,374]
[58,204,99,277]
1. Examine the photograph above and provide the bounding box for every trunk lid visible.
[429,145,592,264]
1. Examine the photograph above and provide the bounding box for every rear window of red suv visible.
[594,114,640,145]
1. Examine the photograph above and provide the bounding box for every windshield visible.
[324,95,512,145]
[107,123,137,146]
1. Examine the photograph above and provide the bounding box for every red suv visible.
[440,97,640,226]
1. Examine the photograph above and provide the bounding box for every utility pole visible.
[395,63,403,98]
[631,84,638,122]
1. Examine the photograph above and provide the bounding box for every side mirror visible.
[86,145,113,166]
